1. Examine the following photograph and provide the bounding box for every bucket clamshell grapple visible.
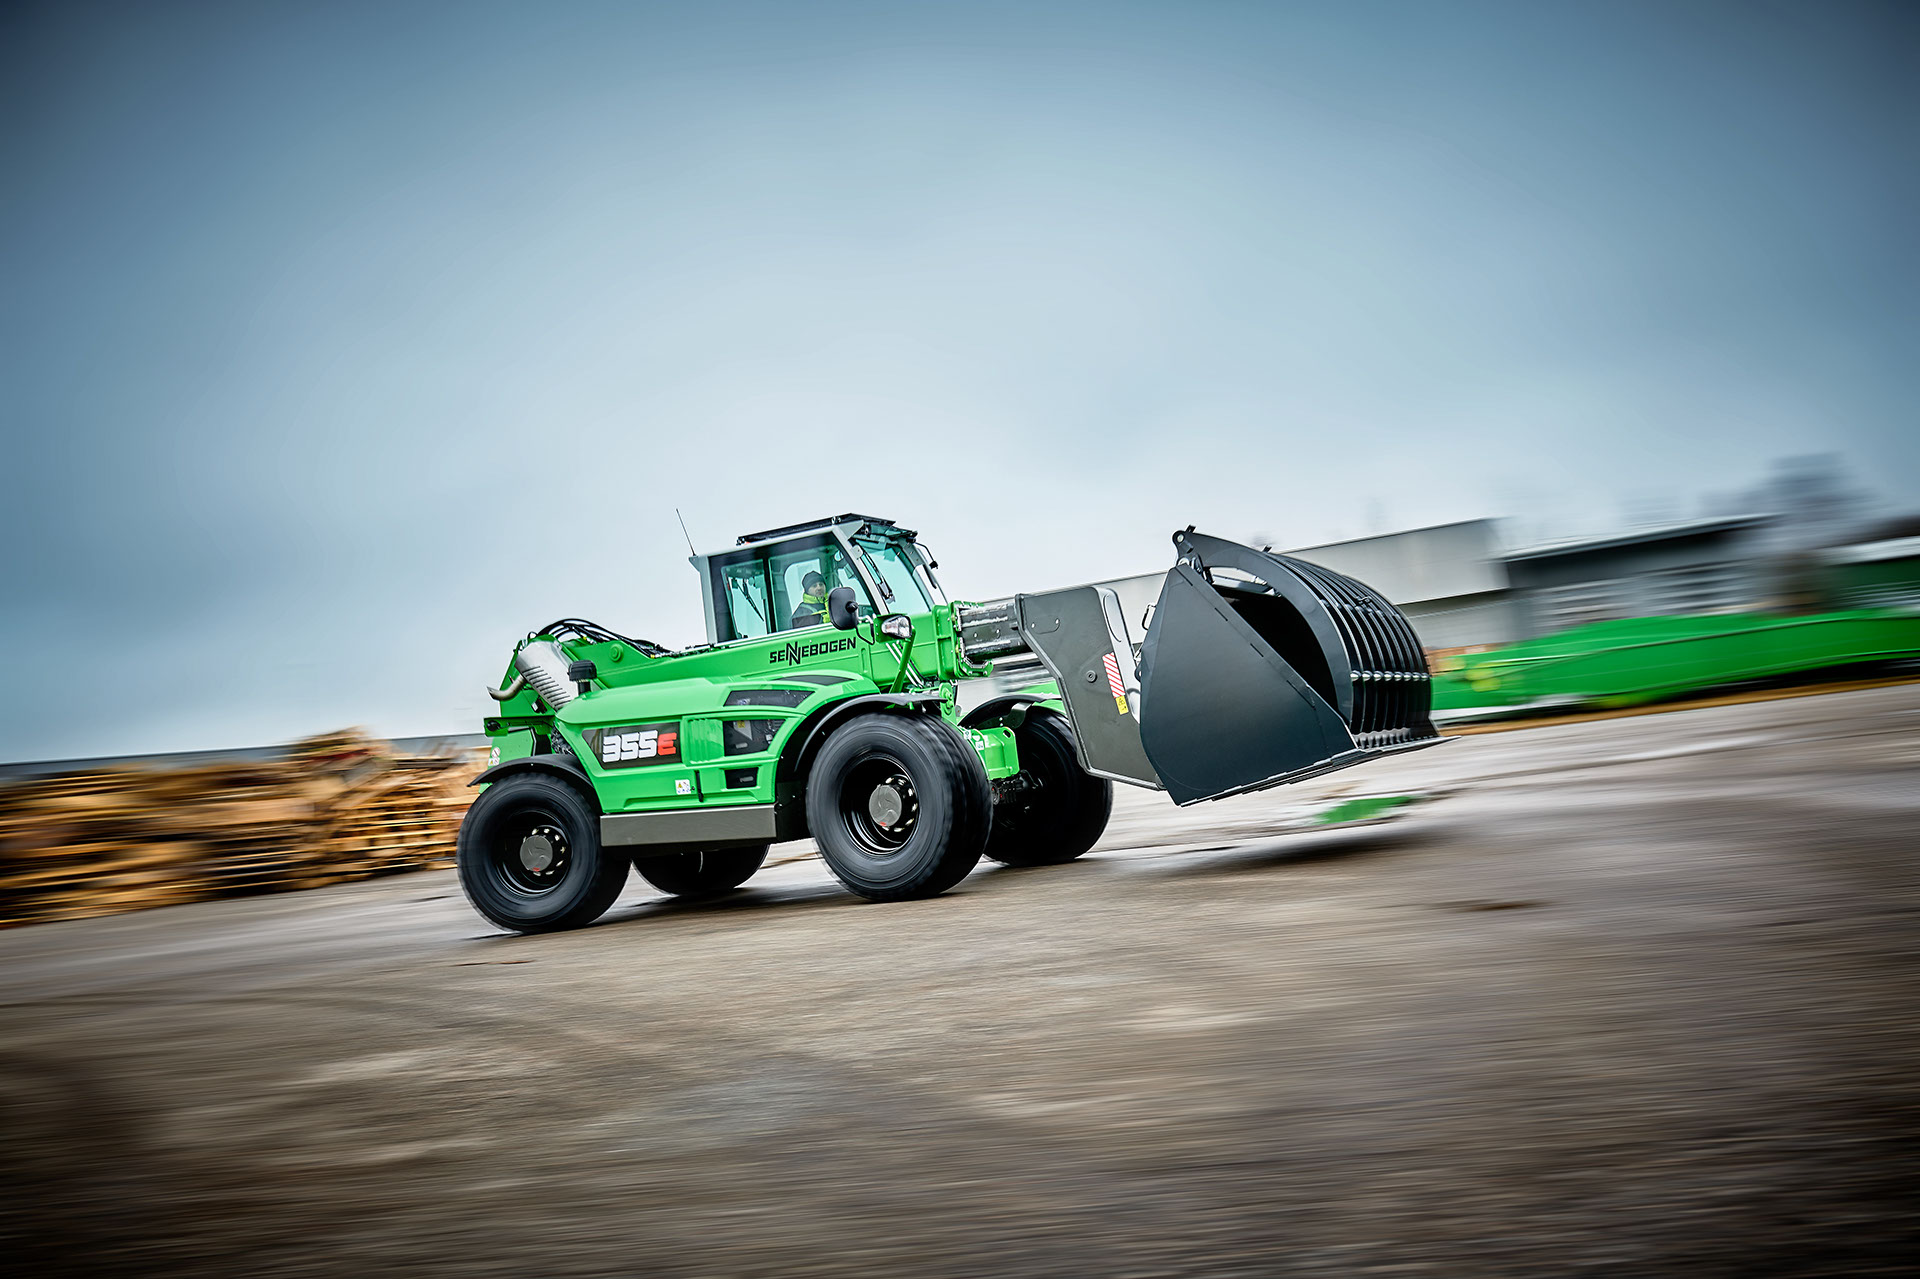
[1001,529,1443,806]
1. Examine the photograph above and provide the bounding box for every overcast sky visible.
[3,0,1915,761]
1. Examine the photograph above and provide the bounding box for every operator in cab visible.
[790,571,829,628]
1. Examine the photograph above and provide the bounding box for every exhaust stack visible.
[513,640,579,709]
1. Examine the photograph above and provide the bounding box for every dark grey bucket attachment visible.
[1014,529,1441,806]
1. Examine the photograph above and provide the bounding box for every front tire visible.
[806,714,991,901]
[457,773,628,933]
[984,710,1113,867]
[634,846,768,897]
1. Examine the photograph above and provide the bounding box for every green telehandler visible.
[460,514,1441,932]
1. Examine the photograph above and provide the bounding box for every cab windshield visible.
[854,537,936,615]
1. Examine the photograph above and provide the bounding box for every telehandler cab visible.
[459,514,1440,932]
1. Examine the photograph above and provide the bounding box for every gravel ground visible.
[3,685,1917,1276]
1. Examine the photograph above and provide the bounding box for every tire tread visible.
[806,713,990,901]
[984,711,1113,867]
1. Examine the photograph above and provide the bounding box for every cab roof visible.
[734,513,915,546]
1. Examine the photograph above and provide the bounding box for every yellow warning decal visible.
[1114,694,1129,715]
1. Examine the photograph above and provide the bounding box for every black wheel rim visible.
[838,752,920,855]
[492,805,572,895]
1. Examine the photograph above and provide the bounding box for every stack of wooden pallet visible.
[0,732,483,928]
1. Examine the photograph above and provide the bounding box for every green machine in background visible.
[1430,608,1920,719]
[461,515,1441,933]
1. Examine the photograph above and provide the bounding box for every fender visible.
[779,691,947,789]
[468,753,596,803]
[961,693,1061,732]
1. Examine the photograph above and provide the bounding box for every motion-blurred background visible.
[3,5,1918,1275]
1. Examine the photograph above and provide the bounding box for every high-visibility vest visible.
[793,594,827,626]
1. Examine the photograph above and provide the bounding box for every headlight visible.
[880,615,912,640]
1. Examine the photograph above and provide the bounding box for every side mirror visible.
[827,586,859,631]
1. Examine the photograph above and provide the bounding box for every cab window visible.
[718,556,774,641]
[853,537,934,615]
[769,536,868,632]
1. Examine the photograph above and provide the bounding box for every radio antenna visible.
[675,508,698,557]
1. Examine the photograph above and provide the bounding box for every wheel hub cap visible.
[868,783,906,828]
[519,828,558,872]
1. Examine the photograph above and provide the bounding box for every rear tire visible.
[806,714,990,901]
[984,711,1113,867]
[457,773,628,933]
[634,846,768,897]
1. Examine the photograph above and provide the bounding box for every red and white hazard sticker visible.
[1103,652,1129,715]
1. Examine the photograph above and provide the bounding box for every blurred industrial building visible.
[965,475,1919,712]
[994,504,1917,660]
